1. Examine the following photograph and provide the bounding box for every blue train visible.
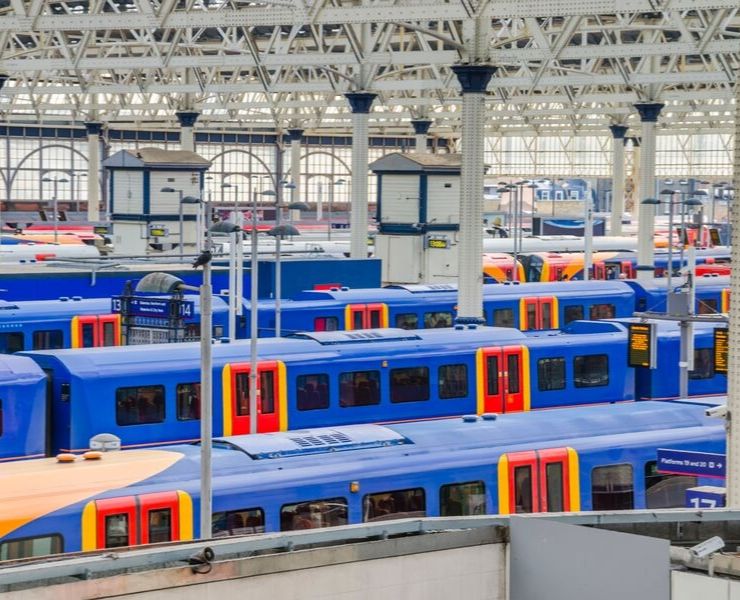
[0,277,730,351]
[0,397,725,559]
[0,355,47,460]
[12,318,726,460]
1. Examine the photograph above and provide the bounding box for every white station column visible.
[176,111,200,153]
[608,124,628,236]
[727,81,740,507]
[451,64,497,324]
[633,102,664,282]
[345,92,377,259]
[287,128,303,221]
[84,121,103,222]
[411,119,432,154]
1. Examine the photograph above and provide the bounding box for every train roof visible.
[0,354,45,385]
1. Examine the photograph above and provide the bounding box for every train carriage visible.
[17,319,726,456]
[0,398,725,559]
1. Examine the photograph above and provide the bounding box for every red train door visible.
[345,303,388,330]
[139,491,181,545]
[498,448,579,515]
[72,314,121,348]
[94,496,138,549]
[227,361,283,434]
[519,297,558,330]
[479,346,527,413]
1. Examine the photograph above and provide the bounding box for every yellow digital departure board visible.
[628,322,656,369]
[714,328,729,375]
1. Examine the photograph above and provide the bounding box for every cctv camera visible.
[705,405,728,419]
[690,536,724,559]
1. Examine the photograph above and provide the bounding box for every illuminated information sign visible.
[149,226,168,238]
[714,328,729,375]
[628,322,656,369]
[427,238,449,249]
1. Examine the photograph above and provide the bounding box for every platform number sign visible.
[628,322,657,369]
[714,328,728,375]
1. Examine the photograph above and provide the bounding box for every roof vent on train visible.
[72,296,83,301]
[59,296,70,302]
[387,283,457,293]
[290,329,422,345]
[0,301,20,310]
[213,424,412,459]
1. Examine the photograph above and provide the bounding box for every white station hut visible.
[103,148,211,255]
[370,153,462,284]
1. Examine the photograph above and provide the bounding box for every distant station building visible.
[103,148,211,255]
[371,153,462,284]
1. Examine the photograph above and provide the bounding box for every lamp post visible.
[41,175,70,243]
[327,178,346,241]
[268,223,300,337]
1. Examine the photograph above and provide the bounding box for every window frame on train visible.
[644,460,698,509]
[296,373,330,411]
[339,370,381,407]
[537,357,566,392]
[0,331,24,353]
[212,507,265,538]
[589,303,616,320]
[280,498,348,531]
[176,382,201,421]
[689,348,715,380]
[591,464,634,511]
[573,354,609,388]
[492,308,515,328]
[0,534,64,560]
[363,488,426,522]
[115,384,166,426]
[32,329,64,350]
[438,364,468,399]
[440,481,486,516]
[563,305,584,324]
[389,366,430,404]
[395,313,419,330]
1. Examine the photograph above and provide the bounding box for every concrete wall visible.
[672,570,740,599]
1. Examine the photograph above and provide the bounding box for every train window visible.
[697,299,718,314]
[148,508,172,544]
[526,303,537,329]
[589,304,615,319]
[591,464,634,510]
[297,374,330,410]
[424,312,452,328]
[339,370,380,407]
[115,385,166,425]
[507,354,521,394]
[363,488,426,522]
[564,305,584,324]
[486,355,499,396]
[493,308,515,328]
[541,302,553,329]
[280,498,348,531]
[689,348,714,380]
[0,332,24,353]
[213,325,224,338]
[260,371,276,414]
[184,324,199,341]
[32,330,64,350]
[352,311,364,329]
[514,466,534,513]
[395,313,419,330]
[105,514,131,548]
[440,481,486,516]
[212,508,265,537]
[81,322,95,348]
[102,322,117,346]
[390,367,429,403]
[176,383,201,420]
[0,535,63,560]
[644,461,697,509]
[537,357,566,391]
[573,355,609,388]
[314,316,339,332]
[439,364,468,399]
[545,463,564,512]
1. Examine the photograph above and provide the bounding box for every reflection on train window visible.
[507,354,520,393]
[102,322,117,346]
[212,508,265,537]
[493,308,515,328]
[564,305,584,324]
[514,466,533,513]
[176,383,201,420]
[697,299,718,314]
[339,370,380,407]
[439,364,468,399]
[689,348,714,380]
[573,355,609,388]
[115,385,165,425]
[32,330,64,350]
[184,324,200,341]
[363,488,426,522]
[0,535,63,560]
[314,316,339,332]
[591,464,634,510]
[440,481,486,516]
[297,374,330,410]
[526,303,537,329]
[234,371,276,415]
[545,462,564,512]
[644,461,697,509]
[0,332,24,353]
[148,508,172,543]
[395,313,419,330]
[541,302,553,329]
[589,303,615,319]
[424,312,452,328]
[105,514,130,548]
[537,357,565,391]
[390,367,429,403]
[280,498,348,531]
